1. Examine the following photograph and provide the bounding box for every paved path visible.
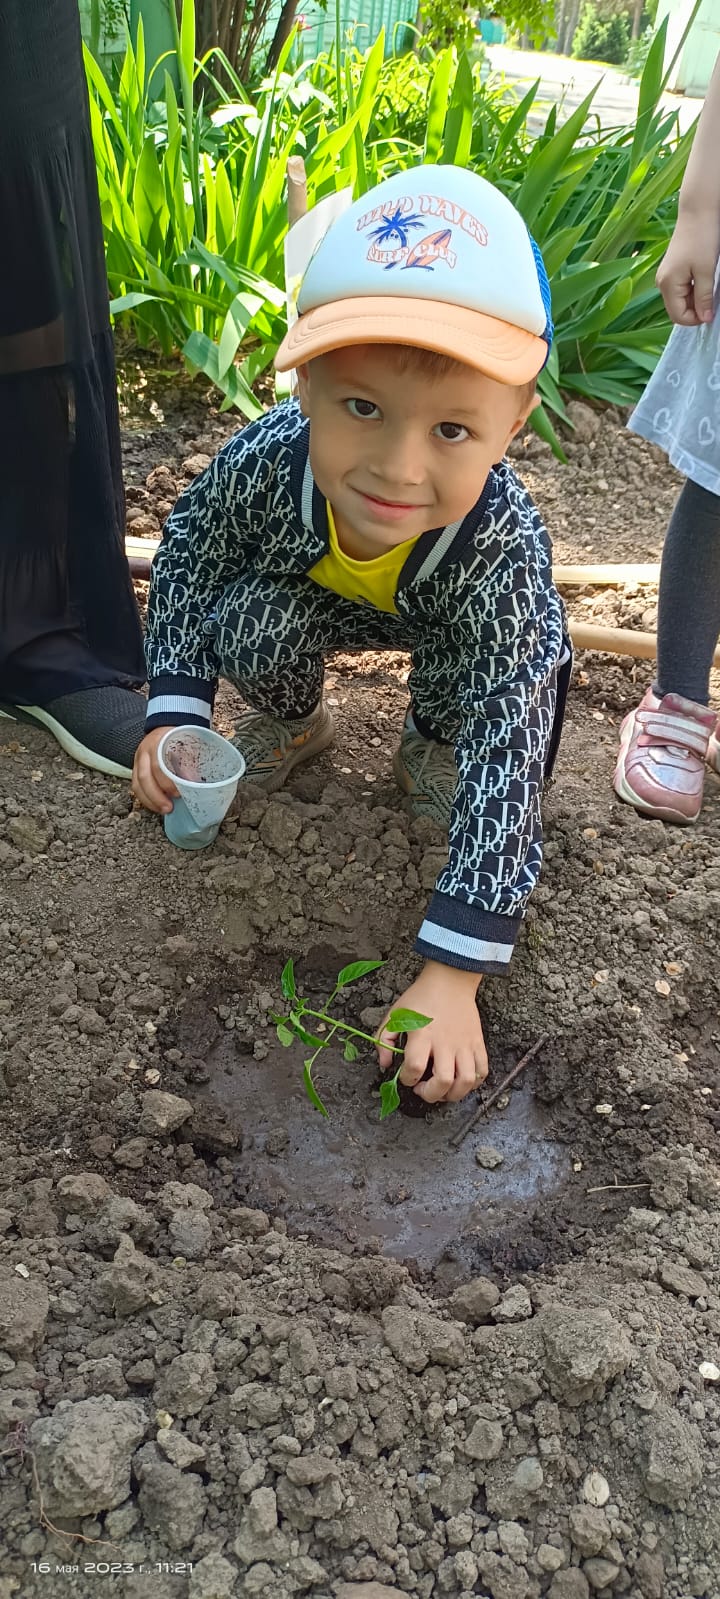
[486,44,702,135]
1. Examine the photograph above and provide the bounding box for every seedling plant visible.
[274,958,430,1119]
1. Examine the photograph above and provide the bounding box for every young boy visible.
[133,164,569,1109]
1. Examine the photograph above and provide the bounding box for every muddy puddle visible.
[194,1034,567,1272]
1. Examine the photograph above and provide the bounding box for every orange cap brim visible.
[275,295,546,384]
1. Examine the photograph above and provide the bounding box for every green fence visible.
[279,0,418,57]
[78,0,417,71]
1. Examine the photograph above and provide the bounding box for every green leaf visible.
[109,291,164,314]
[424,48,454,164]
[281,959,296,1001]
[182,332,264,419]
[303,1060,329,1118]
[379,1078,401,1119]
[336,959,385,988]
[442,51,473,168]
[516,88,599,230]
[276,1023,294,1047]
[343,1040,359,1062]
[216,289,265,379]
[288,1019,327,1050]
[385,1008,431,1033]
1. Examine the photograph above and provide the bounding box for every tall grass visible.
[87,6,691,446]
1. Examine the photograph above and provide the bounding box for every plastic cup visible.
[158,726,246,851]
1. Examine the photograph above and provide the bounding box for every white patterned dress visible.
[628,318,720,497]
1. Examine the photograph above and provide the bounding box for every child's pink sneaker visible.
[613,688,715,824]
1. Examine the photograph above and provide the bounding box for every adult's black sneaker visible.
[0,686,147,778]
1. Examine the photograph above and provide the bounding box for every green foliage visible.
[419,0,475,54]
[572,3,630,63]
[625,26,653,78]
[273,961,431,1119]
[88,11,690,447]
[483,0,555,47]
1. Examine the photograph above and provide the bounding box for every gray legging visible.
[655,478,720,704]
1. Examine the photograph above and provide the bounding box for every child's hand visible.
[656,213,720,326]
[376,960,487,1104]
[132,727,178,814]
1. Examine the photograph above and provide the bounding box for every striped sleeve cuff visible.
[415,890,522,975]
[146,675,215,732]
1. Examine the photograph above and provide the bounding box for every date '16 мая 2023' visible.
[31,1563,194,1577]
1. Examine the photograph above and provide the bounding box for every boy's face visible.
[296,345,536,556]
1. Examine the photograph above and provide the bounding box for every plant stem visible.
[300,1006,404,1056]
[306,1019,341,1073]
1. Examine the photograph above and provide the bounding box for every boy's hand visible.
[376,960,487,1104]
[132,727,179,814]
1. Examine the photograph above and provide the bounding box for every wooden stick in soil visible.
[449,1034,549,1150]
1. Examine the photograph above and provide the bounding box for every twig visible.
[449,1034,549,1149]
[586,1179,651,1195]
[2,1424,119,1558]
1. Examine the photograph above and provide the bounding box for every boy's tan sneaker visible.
[231,701,334,792]
[393,724,458,828]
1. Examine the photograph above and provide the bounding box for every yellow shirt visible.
[308,503,421,615]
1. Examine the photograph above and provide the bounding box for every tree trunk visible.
[631,0,644,40]
[265,0,299,71]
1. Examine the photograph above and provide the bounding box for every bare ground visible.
[0,365,718,1599]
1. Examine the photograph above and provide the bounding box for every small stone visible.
[658,1260,707,1299]
[154,1353,217,1418]
[0,1264,49,1355]
[98,1235,161,1316]
[234,1486,290,1566]
[111,1137,150,1170]
[30,1397,146,1516]
[549,1573,590,1599]
[513,1456,543,1494]
[475,1145,504,1169]
[537,1544,564,1573]
[158,1430,206,1471]
[583,1471,610,1507]
[168,1209,212,1260]
[633,1550,664,1599]
[381,1305,464,1371]
[182,453,213,476]
[493,1284,532,1323]
[259,802,302,853]
[498,1521,530,1561]
[465,1417,504,1461]
[157,1180,214,1214]
[567,399,601,441]
[188,1553,238,1599]
[540,1306,632,1404]
[140,1091,193,1136]
[138,1459,207,1550]
[699,1361,720,1382]
[7,815,51,855]
[449,1275,500,1325]
[56,1173,111,1216]
[288,1324,320,1375]
[644,1408,702,1508]
[569,1506,611,1557]
[583,1558,620,1590]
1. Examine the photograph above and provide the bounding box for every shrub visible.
[88,10,691,451]
[572,4,630,63]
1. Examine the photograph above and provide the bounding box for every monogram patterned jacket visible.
[145,400,567,975]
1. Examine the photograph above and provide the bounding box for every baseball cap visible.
[275,163,553,385]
